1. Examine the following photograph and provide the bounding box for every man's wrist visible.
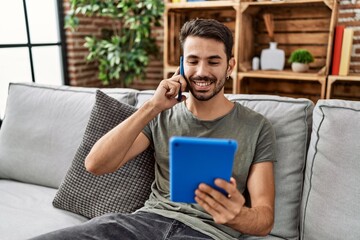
[140,100,162,120]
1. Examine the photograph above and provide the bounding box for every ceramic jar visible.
[260,42,285,71]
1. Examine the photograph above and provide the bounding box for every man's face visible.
[182,36,233,101]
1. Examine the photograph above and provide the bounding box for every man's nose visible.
[195,62,210,77]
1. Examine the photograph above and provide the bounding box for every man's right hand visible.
[148,72,187,114]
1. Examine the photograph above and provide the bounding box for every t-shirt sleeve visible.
[253,118,277,164]
[142,119,154,146]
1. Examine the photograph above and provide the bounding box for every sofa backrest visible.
[301,99,360,240]
[0,83,138,189]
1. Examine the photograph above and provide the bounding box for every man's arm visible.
[195,161,275,236]
[84,104,156,175]
[85,74,186,176]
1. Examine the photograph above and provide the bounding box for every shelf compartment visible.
[237,71,327,102]
[238,0,337,72]
[166,1,240,8]
[164,4,239,67]
[326,75,360,99]
[163,2,241,92]
[240,0,336,9]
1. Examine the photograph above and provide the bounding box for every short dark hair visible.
[179,18,233,61]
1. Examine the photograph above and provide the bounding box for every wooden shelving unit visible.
[163,0,339,101]
[327,75,360,99]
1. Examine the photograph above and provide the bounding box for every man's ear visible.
[227,57,236,76]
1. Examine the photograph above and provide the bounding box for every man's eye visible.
[188,61,197,65]
[209,62,220,65]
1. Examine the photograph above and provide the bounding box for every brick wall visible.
[63,1,108,87]
[63,0,360,89]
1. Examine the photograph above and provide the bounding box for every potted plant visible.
[65,0,164,86]
[288,49,314,73]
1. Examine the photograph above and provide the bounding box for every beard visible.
[188,72,227,101]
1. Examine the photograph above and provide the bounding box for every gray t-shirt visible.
[139,101,276,240]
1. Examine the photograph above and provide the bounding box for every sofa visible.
[0,82,359,240]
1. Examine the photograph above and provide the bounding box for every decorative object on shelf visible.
[257,0,282,1]
[331,25,345,75]
[288,49,314,73]
[252,57,260,70]
[263,13,274,42]
[260,13,285,70]
[261,42,285,71]
[339,28,354,76]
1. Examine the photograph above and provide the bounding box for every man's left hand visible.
[195,177,245,225]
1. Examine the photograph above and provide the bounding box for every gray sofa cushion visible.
[0,83,137,189]
[135,90,155,108]
[0,179,88,239]
[301,100,360,240]
[134,90,189,108]
[53,90,155,219]
[226,94,313,240]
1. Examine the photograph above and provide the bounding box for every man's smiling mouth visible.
[194,81,212,87]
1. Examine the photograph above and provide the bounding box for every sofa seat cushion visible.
[0,83,139,189]
[226,94,314,240]
[301,99,360,239]
[0,179,88,239]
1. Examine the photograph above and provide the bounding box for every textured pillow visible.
[53,90,155,219]
[301,100,360,239]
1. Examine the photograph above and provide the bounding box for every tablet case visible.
[169,136,238,203]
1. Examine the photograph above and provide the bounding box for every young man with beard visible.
[32,19,276,240]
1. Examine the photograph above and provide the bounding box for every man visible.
[33,18,276,240]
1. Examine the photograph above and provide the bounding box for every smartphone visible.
[180,56,185,77]
[177,56,184,102]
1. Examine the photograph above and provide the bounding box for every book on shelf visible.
[339,28,354,76]
[330,25,345,75]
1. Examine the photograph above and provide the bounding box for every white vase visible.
[291,62,309,73]
[252,57,260,70]
[260,42,285,71]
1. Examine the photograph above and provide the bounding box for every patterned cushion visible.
[53,90,155,219]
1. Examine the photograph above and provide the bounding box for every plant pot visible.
[291,62,309,73]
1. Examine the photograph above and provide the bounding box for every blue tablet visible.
[169,136,238,203]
